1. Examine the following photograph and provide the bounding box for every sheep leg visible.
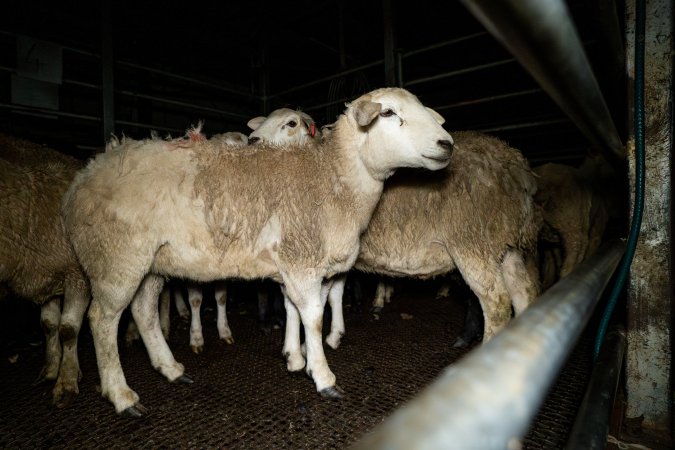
[457,262,512,341]
[214,281,234,344]
[173,285,190,320]
[159,285,170,340]
[453,296,484,348]
[187,284,205,353]
[130,274,188,386]
[282,291,305,372]
[52,275,89,408]
[283,273,340,398]
[502,249,540,316]
[88,281,143,415]
[435,282,451,299]
[384,282,394,303]
[325,275,346,350]
[35,298,62,385]
[270,283,286,328]
[257,288,272,334]
[372,281,387,312]
[125,317,141,347]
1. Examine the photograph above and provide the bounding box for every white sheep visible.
[125,130,249,352]
[0,134,90,408]
[61,87,453,416]
[248,108,321,145]
[169,120,316,353]
[281,130,542,370]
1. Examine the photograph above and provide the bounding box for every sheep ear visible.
[426,107,445,125]
[353,101,382,127]
[247,116,266,131]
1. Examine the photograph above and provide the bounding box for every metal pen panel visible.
[459,0,625,160]
[351,241,625,450]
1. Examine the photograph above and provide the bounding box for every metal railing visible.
[351,241,625,450]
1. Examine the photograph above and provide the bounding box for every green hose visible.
[594,0,646,359]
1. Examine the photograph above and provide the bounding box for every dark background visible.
[0,0,626,164]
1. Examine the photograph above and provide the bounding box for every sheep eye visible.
[380,109,396,118]
[287,120,298,128]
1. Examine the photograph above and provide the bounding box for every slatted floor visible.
[0,278,593,449]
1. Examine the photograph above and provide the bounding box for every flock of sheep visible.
[0,87,612,417]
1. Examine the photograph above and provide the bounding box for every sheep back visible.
[64,133,373,284]
[357,131,541,278]
[0,135,84,303]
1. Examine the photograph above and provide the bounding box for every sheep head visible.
[248,108,320,145]
[343,88,454,178]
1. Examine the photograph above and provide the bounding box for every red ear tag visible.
[310,123,316,137]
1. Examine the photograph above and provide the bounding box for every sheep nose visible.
[438,139,454,153]
[248,136,261,145]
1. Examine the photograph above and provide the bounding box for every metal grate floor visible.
[0,279,592,449]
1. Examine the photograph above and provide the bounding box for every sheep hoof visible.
[54,390,77,409]
[190,345,203,354]
[319,385,344,400]
[452,336,469,348]
[121,403,148,418]
[172,374,194,385]
[33,368,53,386]
[221,336,235,345]
[370,306,382,314]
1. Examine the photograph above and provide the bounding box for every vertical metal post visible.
[625,0,672,438]
[382,0,396,87]
[566,327,626,449]
[338,0,347,70]
[101,0,115,144]
[395,49,404,87]
[257,30,270,115]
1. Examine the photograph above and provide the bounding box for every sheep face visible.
[209,132,248,146]
[347,88,454,176]
[248,108,320,145]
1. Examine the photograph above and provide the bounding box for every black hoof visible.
[33,369,52,386]
[54,390,77,409]
[452,337,468,348]
[121,403,148,418]
[320,385,344,400]
[172,374,194,384]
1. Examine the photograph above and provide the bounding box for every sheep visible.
[0,134,89,408]
[125,129,249,352]
[281,130,542,369]
[159,125,310,353]
[61,87,453,416]
[533,158,612,289]
[248,108,321,145]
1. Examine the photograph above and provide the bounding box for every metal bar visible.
[0,103,100,121]
[566,326,626,450]
[115,120,183,134]
[351,241,625,450]
[101,0,115,143]
[117,90,251,120]
[459,0,625,160]
[404,58,515,87]
[60,78,250,120]
[268,59,383,99]
[432,88,542,111]
[0,29,257,101]
[477,118,568,133]
[304,96,354,112]
[0,103,183,134]
[116,60,257,100]
[402,32,488,58]
[382,0,396,86]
